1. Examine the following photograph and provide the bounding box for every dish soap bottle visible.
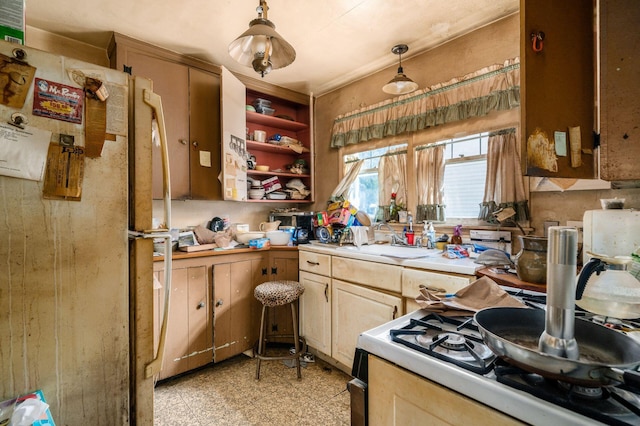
[451,224,463,245]
[423,221,436,249]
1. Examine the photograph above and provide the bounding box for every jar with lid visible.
[513,235,548,284]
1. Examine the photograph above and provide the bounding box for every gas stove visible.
[353,288,640,425]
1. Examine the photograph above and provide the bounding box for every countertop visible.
[153,245,298,261]
[476,266,547,293]
[299,242,482,276]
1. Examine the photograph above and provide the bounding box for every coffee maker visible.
[268,211,315,242]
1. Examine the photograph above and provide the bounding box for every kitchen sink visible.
[336,244,442,259]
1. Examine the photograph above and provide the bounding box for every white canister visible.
[254,130,266,142]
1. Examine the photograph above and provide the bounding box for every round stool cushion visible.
[254,280,304,307]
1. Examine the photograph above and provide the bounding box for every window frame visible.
[336,110,521,228]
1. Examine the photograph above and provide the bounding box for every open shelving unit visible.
[245,89,313,203]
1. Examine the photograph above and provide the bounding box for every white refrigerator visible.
[0,40,172,424]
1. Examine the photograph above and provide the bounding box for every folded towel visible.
[415,276,526,316]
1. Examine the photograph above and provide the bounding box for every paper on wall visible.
[0,122,52,181]
[569,126,582,168]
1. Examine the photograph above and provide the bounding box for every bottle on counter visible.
[423,221,436,249]
[389,192,399,222]
[451,224,463,245]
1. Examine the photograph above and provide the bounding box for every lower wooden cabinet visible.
[332,279,402,368]
[154,260,212,380]
[299,271,332,355]
[265,251,300,338]
[153,249,299,379]
[368,355,522,425]
[211,249,298,363]
[213,256,267,362]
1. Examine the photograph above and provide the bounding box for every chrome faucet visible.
[374,222,406,245]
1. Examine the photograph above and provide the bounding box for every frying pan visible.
[475,307,640,387]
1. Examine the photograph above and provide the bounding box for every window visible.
[442,133,488,219]
[342,132,490,223]
[344,144,406,217]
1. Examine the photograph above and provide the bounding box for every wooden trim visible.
[109,32,222,75]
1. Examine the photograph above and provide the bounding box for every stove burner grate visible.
[390,313,496,375]
[495,363,640,425]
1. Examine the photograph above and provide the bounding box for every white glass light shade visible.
[383,67,419,95]
[228,18,296,74]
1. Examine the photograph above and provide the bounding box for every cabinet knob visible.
[262,267,268,276]
[215,299,224,307]
[197,301,205,309]
[179,139,188,145]
[271,267,278,275]
[192,140,199,148]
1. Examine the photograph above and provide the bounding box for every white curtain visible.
[377,147,407,221]
[479,128,529,222]
[415,145,445,221]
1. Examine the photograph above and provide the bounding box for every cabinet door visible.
[187,265,212,371]
[368,356,522,425]
[155,264,211,379]
[251,256,270,348]
[189,68,222,199]
[213,259,263,362]
[220,66,248,201]
[599,0,640,180]
[332,279,403,368]
[119,50,191,198]
[267,251,299,337]
[521,0,595,179]
[299,271,331,356]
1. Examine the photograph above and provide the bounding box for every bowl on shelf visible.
[266,230,291,246]
[235,231,266,244]
[255,165,270,172]
[248,188,265,199]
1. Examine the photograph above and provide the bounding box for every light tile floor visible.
[154,350,351,425]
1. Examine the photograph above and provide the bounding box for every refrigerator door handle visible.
[142,88,172,379]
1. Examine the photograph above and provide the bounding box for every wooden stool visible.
[254,280,306,380]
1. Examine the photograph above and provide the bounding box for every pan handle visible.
[609,368,640,390]
[622,369,640,390]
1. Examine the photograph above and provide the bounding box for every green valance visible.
[330,58,520,148]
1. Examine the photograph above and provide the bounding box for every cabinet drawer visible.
[332,257,401,293]
[402,268,474,299]
[299,251,331,276]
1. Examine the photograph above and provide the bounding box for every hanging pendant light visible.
[382,44,419,95]
[228,0,296,78]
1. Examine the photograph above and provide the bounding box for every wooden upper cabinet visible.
[109,33,222,200]
[599,0,640,181]
[520,0,596,179]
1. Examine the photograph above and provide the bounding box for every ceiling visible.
[24,0,519,96]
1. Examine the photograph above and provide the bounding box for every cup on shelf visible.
[254,130,266,142]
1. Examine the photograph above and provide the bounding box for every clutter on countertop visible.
[194,224,216,244]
